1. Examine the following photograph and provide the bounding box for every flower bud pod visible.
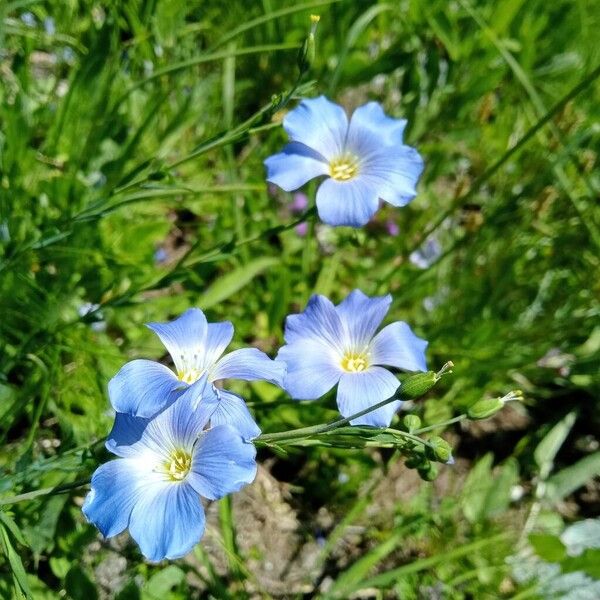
[418,462,438,481]
[467,398,504,420]
[297,15,320,73]
[428,436,453,464]
[400,371,437,399]
[403,414,422,433]
[404,455,423,469]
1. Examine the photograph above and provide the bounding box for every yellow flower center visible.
[329,155,359,181]
[177,368,203,384]
[165,449,192,481]
[341,352,368,372]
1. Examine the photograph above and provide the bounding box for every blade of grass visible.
[356,533,508,590]
[458,0,600,248]
[390,60,600,288]
[210,0,344,50]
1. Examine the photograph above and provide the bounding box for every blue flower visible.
[108,308,285,441]
[264,96,424,227]
[83,376,257,562]
[276,290,428,427]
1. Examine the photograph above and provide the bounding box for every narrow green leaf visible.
[461,453,494,523]
[534,411,577,478]
[358,533,508,590]
[326,531,404,598]
[545,452,600,502]
[0,511,28,547]
[198,257,279,309]
[329,3,393,92]
[0,525,31,599]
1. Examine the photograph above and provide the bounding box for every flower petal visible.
[203,322,234,369]
[283,294,346,350]
[205,389,261,440]
[347,102,407,149]
[147,308,208,377]
[315,177,379,227]
[106,413,150,458]
[335,290,391,349]
[264,142,328,192]
[108,359,183,418]
[139,375,216,456]
[283,96,348,160]
[128,482,205,562]
[276,339,341,400]
[211,348,286,386]
[336,367,400,427]
[369,322,428,372]
[188,425,257,501]
[83,459,153,538]
[360,145,424,207]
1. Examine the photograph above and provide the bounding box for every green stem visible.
[413,414,467,435]
[0,479,89,506]
[257,390,412,444]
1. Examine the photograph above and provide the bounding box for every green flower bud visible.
[400,362,454,400]
[297,15,320,73]
[467,398,504,420]
[400,371,437,399]
[467,390,523,420]
[417,462,438,481]
[403,414,422,433]
[404,455,423,469]
[428,436,453,464]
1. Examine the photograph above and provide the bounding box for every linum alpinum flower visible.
[264,96,424,227]
[109,308,285,440]
[83,376,257,562]
[276,290,428,427]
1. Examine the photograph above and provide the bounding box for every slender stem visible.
[413,414,467,435]
[0,479,89,506]
[257,390,405,444]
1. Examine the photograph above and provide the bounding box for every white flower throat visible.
[176,351,206,384]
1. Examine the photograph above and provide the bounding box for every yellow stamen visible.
[341,352,368,372]
[164,449,192,482]
[177,368,203,384]
[329,155,359,182]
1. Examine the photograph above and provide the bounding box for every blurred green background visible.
[1,0,599,597]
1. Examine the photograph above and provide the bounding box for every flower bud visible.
[297,15,320,73]
[428,436,453,464]
[400,371,437,399]
[417,462,438,481]
[400,362,454,400]
[467,398,504,420]
[404,455,423,469]
[467,390,523,420]
[403,414,422,433]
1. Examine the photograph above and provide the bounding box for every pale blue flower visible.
[108,308,285,440]
[276,290,428,427]
[409,237,442,269]
[264,96,424,227]
[83,376,256,562]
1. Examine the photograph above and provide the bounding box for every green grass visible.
[1,0,599,597]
